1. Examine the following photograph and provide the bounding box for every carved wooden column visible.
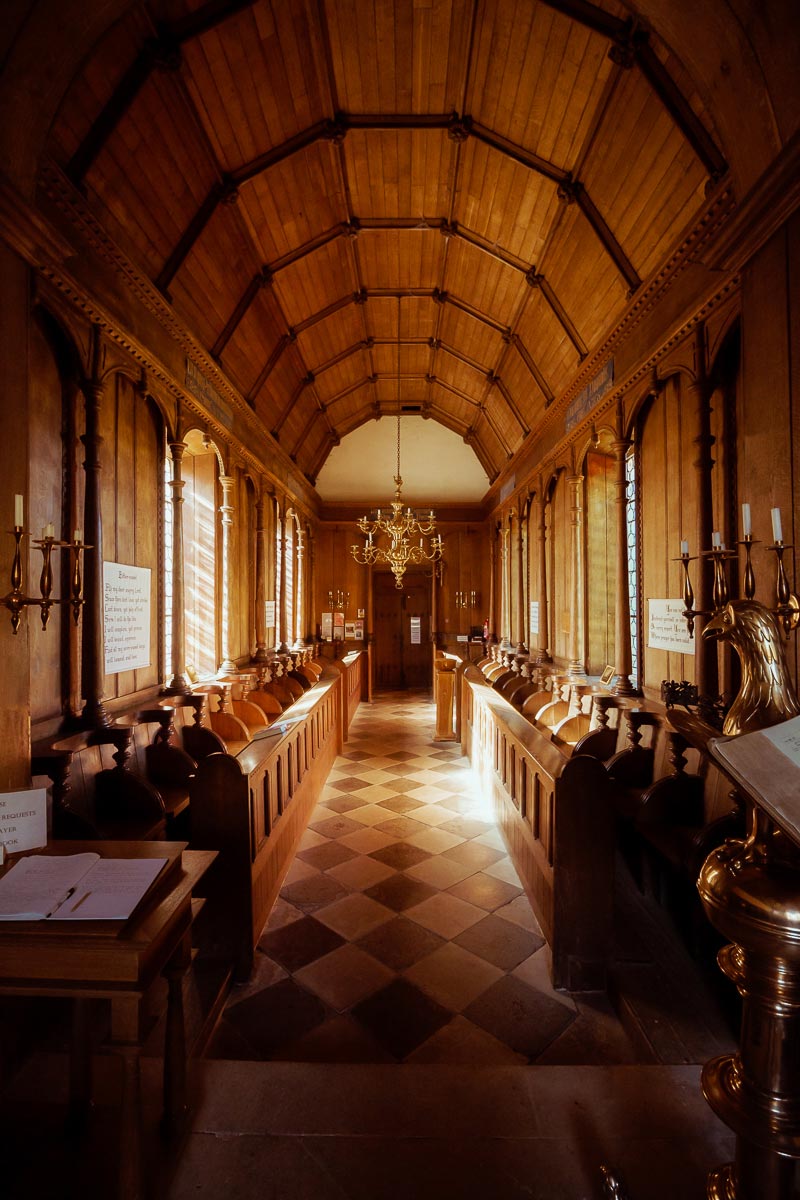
[306,528,315,644]
[277,497,289,653]
[691,325,717,700]
[79,346,108,729]
[515,504,527,655]
[501,521,511,646]
[535,486,552,664]
[611,422,637,696]
[165,430,190,693]
[253,485,268,663]
[567,470,587,680]
[217,472,237,675]
[294,522,304,647]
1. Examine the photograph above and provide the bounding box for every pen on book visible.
[69,891,91,913]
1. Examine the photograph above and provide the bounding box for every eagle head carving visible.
[703,600,800,736]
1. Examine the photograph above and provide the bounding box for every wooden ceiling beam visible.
[469,121,569,186]
[231,120,335,185]
[291,401,334,463]
[156,178,234,292]
[271,372,318,439]
[429,377,482,409]
[475,403,512,460]
[462,424,498,480]
[435,341,491,378]
[439,290,510,337]
[535,0,626,40]
[247,331,293,404]
[559,180,641,293]
[508,335,555,407]
[212,266,272,359]
[524,271,588,359]
[270,224,349,275]
[310,340,372,377]
[537,0,726,180]
[67,0,256,183]
[322,379,371,411]
[490,376,529,438]
[634,42,727,181]
[294,292,361,334]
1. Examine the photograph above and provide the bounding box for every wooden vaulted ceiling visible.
[45,0,726,487]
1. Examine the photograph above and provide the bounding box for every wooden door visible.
[373,570,432,690]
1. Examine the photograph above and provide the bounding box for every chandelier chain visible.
[349,295,443,587]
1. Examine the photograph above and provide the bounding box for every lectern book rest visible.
[0,851,169,920]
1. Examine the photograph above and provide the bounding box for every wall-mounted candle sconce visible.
[2,494,90,634]
[327,589,349,611]
[454,591,479,610]
[677,504,799,638]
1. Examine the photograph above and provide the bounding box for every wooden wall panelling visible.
[28,318,65,724]
[584,450,616,677]
[639,376,696,696]
[549,473,570,664]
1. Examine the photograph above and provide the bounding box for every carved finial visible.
[259,267,273,288]
[147,34,182,72]
[557,179,580,205]
[525,267,543,288]
[342,217,361,239]
[220,177,240,206]
[323,114,348,144]
[354,288,368,305]
[439,220,457,239]
[432,288,448,305]
[447,113,471,143]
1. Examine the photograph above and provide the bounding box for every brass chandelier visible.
[351,301,443,589]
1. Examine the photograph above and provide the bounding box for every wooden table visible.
[0,840,216,1199]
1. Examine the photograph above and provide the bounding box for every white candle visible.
[741,503,751,537]
[712,530,721,548]
[680,540,689,556]
[14,494,23,527]
[74,529,82,544]
[46,522,54,538]
[772,507,783,542]
[41,526,47,540]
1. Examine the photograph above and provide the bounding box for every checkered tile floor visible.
[206,692,638,1065]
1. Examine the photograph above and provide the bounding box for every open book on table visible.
[0,852,169,921]
[709,715,800,845]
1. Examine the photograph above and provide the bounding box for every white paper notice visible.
[104,562,151,674]
[529,600,539,636]
[0,788,47,855]
[647,598,693,654]
[410,617,421,645]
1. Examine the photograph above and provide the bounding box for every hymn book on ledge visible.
[709,716,800,845]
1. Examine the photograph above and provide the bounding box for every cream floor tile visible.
[326,855,396,891]
[403,784,452,803]
[404,768,453,783]
[337,827,399,854]
[297,828,331,851]
[494,894,544,933]
[350,784,399,803]
[282,859,320,886]
[473,829,507,850]
[347,803,400,826]
[403,942,503,1011]
[294,944,395,1011]
[409,805,456,828]
[315,893,395,939]
[405,892,486,939]
[484,858,523,886]
[406,856,476,889]
[354,770,401,786]
[404,827,466,854]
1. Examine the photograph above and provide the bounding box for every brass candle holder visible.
[766,539,800,635]
[2,526,90,634]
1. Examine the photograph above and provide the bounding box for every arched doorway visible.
[372,569,432,691]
